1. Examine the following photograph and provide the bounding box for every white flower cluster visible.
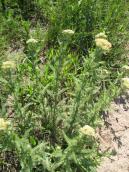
[121,78,129,89]
[26,38,38,44]
[2,61,16,69]
[79,125,95,137]
[62,29,75,35]
[95,32,112,51]
[0,118,10,130]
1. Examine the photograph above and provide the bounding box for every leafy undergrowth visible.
[0,1,129,172]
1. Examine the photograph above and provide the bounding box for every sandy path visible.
[97,95,129,172]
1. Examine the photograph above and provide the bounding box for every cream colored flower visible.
[121,78,129,89]
[62,29,75,35]
[95,32,107,39]
[26,38,38,44]
[80,125,95,137]
[100,69,110,79]
[102,69,110,75]
[95,38,112,51]
[122,65,129,71]
[6,95,14,107]
[0,118,10,130]
[2,61,16,69]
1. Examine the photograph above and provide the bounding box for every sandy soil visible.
[97,95,129,172]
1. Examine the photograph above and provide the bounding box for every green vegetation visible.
[0,1,129,171]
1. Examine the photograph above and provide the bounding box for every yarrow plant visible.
[62,29,75,35]
[26,38,38,44]
[79,125,95,137]
[95,32,107,39]
[0,118,10,130]
[0,0,129,171]
[122,65,129,74]
[95,33,112,52]
[121,78,129,90]
[2,61,16,69]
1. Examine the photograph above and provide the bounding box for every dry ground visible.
[97,95,129,172]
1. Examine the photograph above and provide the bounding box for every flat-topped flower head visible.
[95,32,107,39]
[122,65,129,71]
[102,69,110,75]
[2,61,16,69]
[62,29,75,35]
[26,38,38,44]
[0,118,10,130]
[121,77,129,89]
[79,125,95,137]
[95,38,112,51]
